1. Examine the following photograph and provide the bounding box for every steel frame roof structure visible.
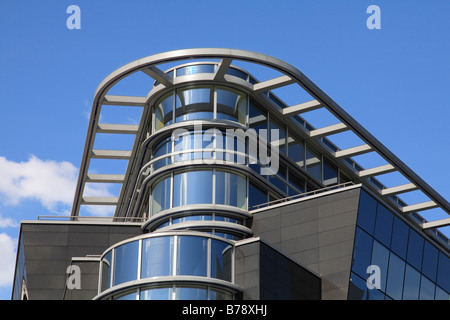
[71,48,450,246]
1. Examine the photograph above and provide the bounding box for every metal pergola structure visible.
[71,48,450,242]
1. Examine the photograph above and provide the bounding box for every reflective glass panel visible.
[177,64,215,76]
[215,171,247,209]
[323,160,337,186]
[141,236,173,278]
[390,216,409,260]
[249,102,267,132]
[248,182,268,209]
[406,229,424,271]
[176,87,213,122]
[386,252,405,300]
[154,92,174,130]
[116,292,137,300]
[114,241,139,286]
[288,136,304,168]
[435,286,450,300]
[209,289,233,300]
[173,170,213,207]
[352,227,373,278]
[403,264,420,300]
[357,190,377,234]
[419,275,435,300]
[374,204,393,247]
[176,287,208,300]
[422,241,438,282]
[211,239,232,281]
[437,253,450,292]
[370,240,389,292]
[216,87,246,124]
[151,176,171,215]
[140,287,172,300]
[269,119,286,155]
[101,251,112,291]
[305,147,321,181]
[176,236,208,276]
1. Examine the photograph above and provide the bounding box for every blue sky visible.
[0,0,449,299]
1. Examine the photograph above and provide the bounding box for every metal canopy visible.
[72,48,449,242]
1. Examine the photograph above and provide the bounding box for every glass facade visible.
[349,190,450,300]
[99,234,235,300]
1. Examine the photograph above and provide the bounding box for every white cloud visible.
[0,215,18,228]
[0,233,16,288]
[0,155,114,216]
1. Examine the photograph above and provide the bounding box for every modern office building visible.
[12,49,450,300]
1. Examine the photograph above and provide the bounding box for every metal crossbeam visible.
[97,123,139,134]
[253,75,294,93]
[282,100,322,116]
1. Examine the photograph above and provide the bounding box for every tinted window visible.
[374,204,393,247]
[357,190,377,234]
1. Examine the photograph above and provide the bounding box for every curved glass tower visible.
[88,51,328,299]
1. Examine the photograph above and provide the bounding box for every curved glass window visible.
[141,236,173,278]
[173,130,214,162]
[101,251,112,291]
[153,137,172,171]
[216,86,246,124]
[114,241,139,286]
[155,92,174,130]
[211,240,232,281]
[151,175,171,215]
[176,236,208,277]
[176,87,213,122]
[140,287,171,300]
[173,170,213,207]
[176,286,208,300]
[215,171,246,209]
[177,64,215,76]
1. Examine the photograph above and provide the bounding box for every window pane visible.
[390,217,409,259]
[176,236,207,277]
[403,264,420,300]
[357,190,377,234]
[422,241,438,282]
[140,287,171,300]
[176,287,207,300]
[114,241,139,286]
[374,204,393,247]
[215,171,247,209]
[211,239,232,281]
[435,286,450,300]
[269,119,286,155]
[323,160,338,186]
[141,236,173,278]
[386,252,405,300]
[419,275,435,300]
[151,176,171,215]
[209,289,233,300]
[154,92,173,130]
[406,230,424,271]
[216,87,246,124]
[305,146,321,181]
[288,136,304,168]
[437,253,450,292]
[177,64,214,76]
[101,251,112,291]
[370,240,389,292]
[173,171,213,207]
[176,87,213,122]
[248,182,267,209]
[352,227,373,278]
[249,102,267,132]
